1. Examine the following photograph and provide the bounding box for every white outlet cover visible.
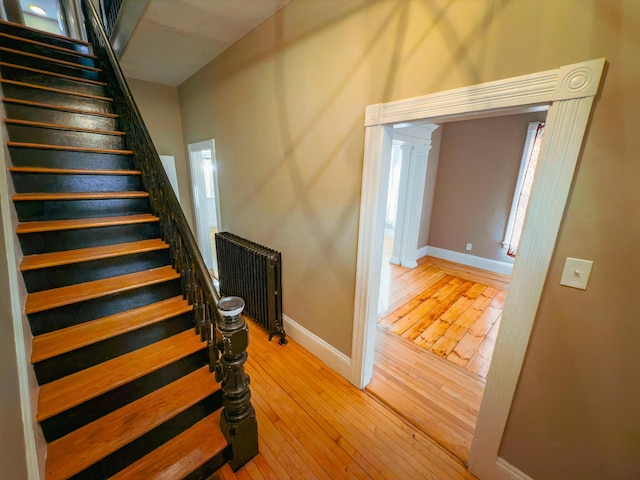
[560,257,594,290]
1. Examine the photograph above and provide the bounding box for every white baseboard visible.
[416,245,429,259]
[422,246,513,276]
[496,457,536,480]
[400,259,417,269]
[282,314,352,381]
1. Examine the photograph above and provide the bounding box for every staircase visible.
[1,17,255,480]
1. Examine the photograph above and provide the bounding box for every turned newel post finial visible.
[216,296,258,470]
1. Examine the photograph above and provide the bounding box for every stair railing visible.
[80,0,258,470]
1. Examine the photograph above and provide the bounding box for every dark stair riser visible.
[184,451,232,480]
[9,147,132,171]
[0,22,90,54]
[7,123,125,149]
[14,197,151,222]
[71,395,227,480]
[28,278,183,335]
[23,249,171,293]
[0,36,95,67]
[0,49,99,80]
[0,64,106,96]
[34,313,196,385]
[12,171,141,195]
[40,350,212,442]
[2,82,111,113]
[18,222,160,256]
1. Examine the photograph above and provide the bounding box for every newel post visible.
[216,296,258,471]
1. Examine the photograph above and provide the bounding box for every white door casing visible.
[351,59,605,479]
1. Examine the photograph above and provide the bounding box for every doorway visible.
[371,112,546,462]
[351,59,604,478]
[188,139,222,277]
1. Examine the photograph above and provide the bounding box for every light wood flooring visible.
[378,256,509,378]
[210,321,478,480]
[367,255,510,463]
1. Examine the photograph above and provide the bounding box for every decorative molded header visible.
[554,58,605,101]
[365,103,383,127]
[364,58,606,127]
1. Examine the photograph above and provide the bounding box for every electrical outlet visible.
[560,257,594,290]
[466,243,472,251]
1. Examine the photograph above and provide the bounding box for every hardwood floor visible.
[368,254,510,463]
[378,256,508,378]
[212,321,478,479]
[367,328,484,463]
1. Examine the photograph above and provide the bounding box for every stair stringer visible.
[0,104,45,479]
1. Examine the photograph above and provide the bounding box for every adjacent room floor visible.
[368,253,510,463]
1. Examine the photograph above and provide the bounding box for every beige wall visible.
[427,112,546,263]
[126,78,195,228]
[176,1,640,476]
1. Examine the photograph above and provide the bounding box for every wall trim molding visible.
[354,58,606,480]
[422,246,514,276]
[495,458,536,480]
[283,314,352,380]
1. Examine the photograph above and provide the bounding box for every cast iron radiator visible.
[215,232,287,344]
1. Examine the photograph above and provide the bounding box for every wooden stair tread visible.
[13,191,148,201]
[0,31,96,59]
[31,296,191,363]
[0,19,91,46]
[16,213,159,234]
[0,78,112,101]
[9,166,141,175]
[5,118,125,135]
[45,366,219,480]
[3,97,119,117]
[7,141,133,155]
[0,62,107,86]
[0,46,100,71]
[110,410,227,480]
[26,265,179,314]
[37,329,207,422]
[21,238,169,271]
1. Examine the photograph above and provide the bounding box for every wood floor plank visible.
[0,78,109,100]
[16,213,158,234]
[13,191,147,201]
[31,296,191,363]
[9,166,141,175]
[37,329,205,421]
[21,238,168,271]
[7,141,133,154]
[5,118,125,135]
[46,365,218,480]
[0,47,100,71]
[3,97,119,117]
[0,32,96,59]
[26,265,179,314]
[0,61,106,85]
[247,325,475,480]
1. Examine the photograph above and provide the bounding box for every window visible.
[503,122,545,257]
